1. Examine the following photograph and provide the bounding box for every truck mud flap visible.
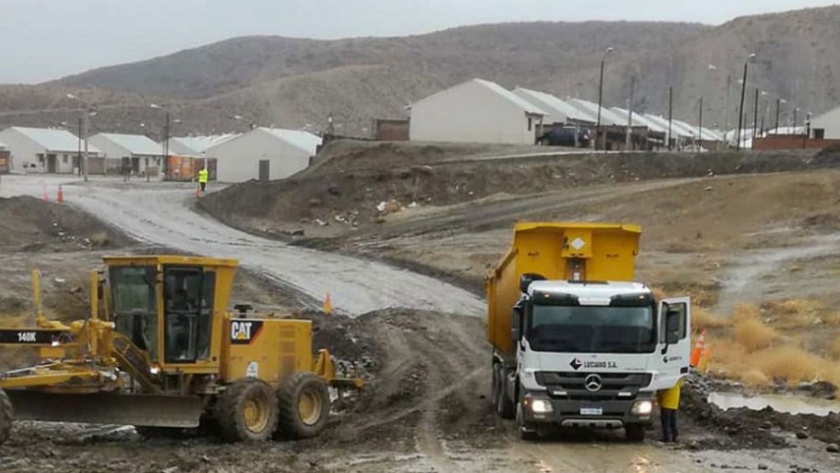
[6,391,204,428]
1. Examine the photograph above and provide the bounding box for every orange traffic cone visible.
[57,185,64,203]
[323,293,333,315]
[697,346,711,373]
[690,329,707,367]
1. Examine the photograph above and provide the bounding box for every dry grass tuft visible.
[692,308,730,331]
[89,232,111,247]
[740,368,771,387]
[761,299,829,329]
[750,346,821,382]
[832,334,840,360]
[731,303,760,323]
[733,318,780,353]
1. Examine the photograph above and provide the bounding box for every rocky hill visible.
[1,5,838,137]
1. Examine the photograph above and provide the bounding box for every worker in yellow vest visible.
[657,378,684,443]
[198,167,208,193]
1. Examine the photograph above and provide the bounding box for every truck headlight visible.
[531,399,553,413]
[632,400,653,415]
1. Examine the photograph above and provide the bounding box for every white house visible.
[0,140,9,173]
[810,105,840,139]
[89,133,163,175]
[409,78,547,145]
[206,127,322,183]
[0,126,101,174]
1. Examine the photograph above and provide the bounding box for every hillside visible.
[1,6,838,136]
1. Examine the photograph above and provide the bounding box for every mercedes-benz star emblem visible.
[584,374,603,392]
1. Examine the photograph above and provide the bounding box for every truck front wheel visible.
[516,389,539,441]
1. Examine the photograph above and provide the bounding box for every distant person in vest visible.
[198,166,208,193]
[657,378,684,443]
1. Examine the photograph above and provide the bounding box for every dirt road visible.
[0,175,483,317]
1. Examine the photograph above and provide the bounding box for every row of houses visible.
[406,78,726,150]
[405,78,840,150]
[0,126,322,183]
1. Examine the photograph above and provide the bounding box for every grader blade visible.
[6,391,204,428]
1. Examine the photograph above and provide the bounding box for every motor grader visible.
[0,255,363,445]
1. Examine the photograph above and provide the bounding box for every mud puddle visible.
[709,392,840,416]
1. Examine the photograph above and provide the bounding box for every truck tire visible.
[625,424,645,442]
[215,379,278,442]
[0,388,12,446]
[276,372,330,440]
[495,365,515,420]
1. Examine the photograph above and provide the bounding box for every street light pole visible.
[736,54,755,150]
[668,86,673,151]
[596,47,613,151]
[775,98,781,133]
[82,111,89,182]
[626,74,635,150]
[752,88,759,141]
[699,96,703,145]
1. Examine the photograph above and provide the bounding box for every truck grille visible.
[535,372,652,401]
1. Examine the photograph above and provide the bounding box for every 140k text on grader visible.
[0,255,364,445]
[488,223,691,441]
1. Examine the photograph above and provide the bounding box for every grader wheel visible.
[276,372,331,440]
[0,388,12,446]
[215,379,278,442]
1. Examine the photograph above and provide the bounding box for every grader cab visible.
[0,255,364,444]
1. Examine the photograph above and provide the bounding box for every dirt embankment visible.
[198,141,837,239]
[0,196,130,252]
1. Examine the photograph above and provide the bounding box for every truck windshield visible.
[527,304,656,354]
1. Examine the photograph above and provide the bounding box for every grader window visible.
[109,266,159,360]
[163,266,212,363]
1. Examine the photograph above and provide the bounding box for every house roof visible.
[410,78,547,116]
[607,107,662,130]
[171,134,242,154]
[6,126,100,153]
[95,133,161,155]
[0,140,7,150]
[513,88,594,124]
[565,99,627,126]
[640,115,695,138]
[258,128,322,154]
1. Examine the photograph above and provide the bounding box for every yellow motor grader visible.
[0,255,364,444]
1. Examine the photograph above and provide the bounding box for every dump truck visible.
[487,223,691,441]
[0,255,363,445]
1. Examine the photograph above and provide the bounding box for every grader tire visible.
[276,372,331,440]
[0,388,12,446]
[216,379,278,443]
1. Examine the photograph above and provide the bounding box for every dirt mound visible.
[0,196,129,252]
[200,143,831,239]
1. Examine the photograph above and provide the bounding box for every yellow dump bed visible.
[485,222,642,356]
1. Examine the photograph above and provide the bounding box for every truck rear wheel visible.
[216,379,278,442]
[0,388,12,446]
[495,365,515,419]
[625,424,645,442]
[276,372,331,440]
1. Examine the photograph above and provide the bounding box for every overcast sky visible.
[0,0,836,84]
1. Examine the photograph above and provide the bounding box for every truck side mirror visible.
[511,306,522,341]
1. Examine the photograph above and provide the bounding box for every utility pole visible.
[77,117,82,176]
[668,86,673,151]
[597,47,613,151]
[736,54,755,150]
[775,98,782,134]
[82,111,89,182]
[163,111,170,177]
[626,75,635,150]
[723,75,731,147]
[752,88,759,142]
[698,96,704,145]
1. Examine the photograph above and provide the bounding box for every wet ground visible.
[3,175,840,471]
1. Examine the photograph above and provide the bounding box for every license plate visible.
[580,407,603,416]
